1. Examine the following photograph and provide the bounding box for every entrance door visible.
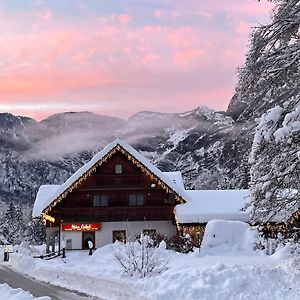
[82,231,95,249]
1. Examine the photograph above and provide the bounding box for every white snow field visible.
[9,220,300,300]
[0,283,50,300]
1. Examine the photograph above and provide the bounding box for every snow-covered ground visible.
[8,221,300,300]
[0,283,50,300]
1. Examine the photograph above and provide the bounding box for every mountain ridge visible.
[0,104,255,209]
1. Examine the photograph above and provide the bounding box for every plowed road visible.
[0,264,100,300]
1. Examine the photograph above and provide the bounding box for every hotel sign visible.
[62,223,101,231]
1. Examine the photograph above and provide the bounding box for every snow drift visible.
[200,220,258,255]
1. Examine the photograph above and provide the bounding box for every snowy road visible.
[0,265,100,300]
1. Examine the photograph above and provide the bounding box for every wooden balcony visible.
[57,206,174,223]
[93,174,150,188]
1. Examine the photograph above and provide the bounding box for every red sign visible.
[62,223,101,231]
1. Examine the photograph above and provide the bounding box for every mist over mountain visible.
[0,105,255,209]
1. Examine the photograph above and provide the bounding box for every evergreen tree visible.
[1,202,26,245]
[240,0,300,222]
[249,101,300,222]
[229,0,300,121]
[27,218,46,245]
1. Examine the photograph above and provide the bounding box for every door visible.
[82,231,95,249]
[66,239,72,250]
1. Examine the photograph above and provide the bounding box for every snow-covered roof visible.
[175,190,251,223]
[162,171,185,189]
[32,185,61,218]
[32,139,189,217]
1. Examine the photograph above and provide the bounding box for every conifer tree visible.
[27,218,46,245]
[0,202,26,245]
[229,0,300,121]
[249,101,300,222]
[238,0,300,221]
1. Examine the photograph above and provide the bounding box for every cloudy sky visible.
[0,0,273,121]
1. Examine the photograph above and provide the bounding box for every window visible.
[113,230,126,243]
[129,193,144,205]
[115,164,122,174]
[93,195,108,207]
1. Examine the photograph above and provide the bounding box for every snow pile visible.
[0,284,50,300]
[11,247,146,300]
[137,258,300,300]
[9,235,300,300]
[200,220,258,255]
[12,243,38,274]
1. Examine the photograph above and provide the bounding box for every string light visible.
[288,209,300,224]
[42,143,186,223]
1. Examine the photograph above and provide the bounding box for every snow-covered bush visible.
[166,233,194,253]
[135,232,194,253]
[113,234,168,278]
[257,231,300,256]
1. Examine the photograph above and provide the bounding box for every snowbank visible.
[0,284,50,300]
[200,220,258,255]
[11,245,147,300]
[9,240,300,300]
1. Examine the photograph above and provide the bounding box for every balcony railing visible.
[93,174,149,188]
[58,206,174,222]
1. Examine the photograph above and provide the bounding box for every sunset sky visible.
[0,0,274,121]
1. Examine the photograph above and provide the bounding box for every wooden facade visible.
[49,152,177,227]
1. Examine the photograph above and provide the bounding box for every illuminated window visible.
[93,195,108,206]
[129,194,144,205]
[115,164,122,174]
[113,230,126,242]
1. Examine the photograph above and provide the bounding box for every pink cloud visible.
[0,1,273,120]
[173,48,204,67]
[235,21,252,35]
[39,10,52,20]
[118,14,132,25]
[154,10,164,18]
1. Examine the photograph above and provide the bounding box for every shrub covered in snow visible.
[113,234,168,278]
[136,232,194,253]
[257,230,300,255]
[166,233,194,253]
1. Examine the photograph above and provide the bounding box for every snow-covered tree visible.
[229,0,300,121]
[249,99,300,222]
[27,218,46,245]
[0,202,27,245]
[232,0,300,222]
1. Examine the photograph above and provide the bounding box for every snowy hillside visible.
[0,107,253,208]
